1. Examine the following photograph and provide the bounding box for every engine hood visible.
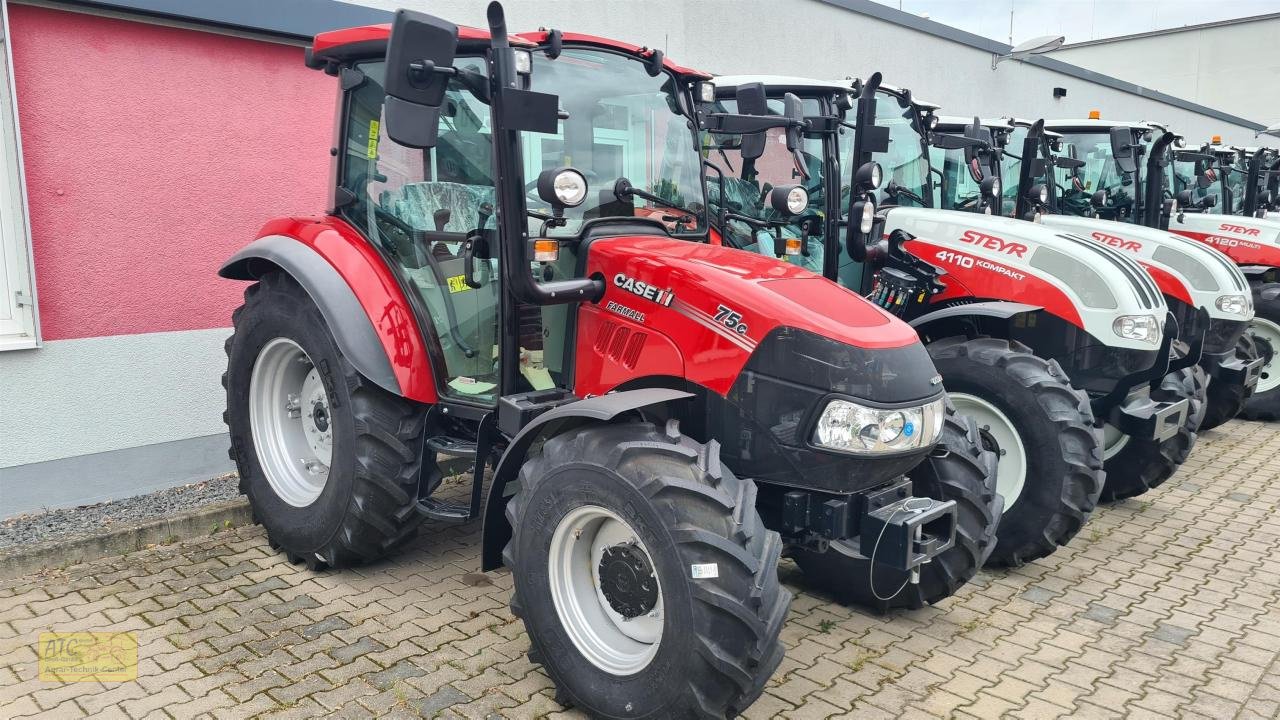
[579,235,925,396]
[1040,214,1252,322]
[884,207,1168,351]
[1167,213,1280,269]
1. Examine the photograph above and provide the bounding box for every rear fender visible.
[219,217,437,403]
[909,301,1044,343]
[479,388,694,571]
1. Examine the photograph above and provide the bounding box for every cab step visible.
[425,435,478,459]
[416,497,474,523]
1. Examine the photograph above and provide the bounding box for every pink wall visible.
[9,5,337,340]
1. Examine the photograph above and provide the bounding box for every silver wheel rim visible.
[548,505,663,675]
[1250,317,1280,394]
[1101,424,1130,460]
[950,393,1027,507]
[249,338,333,508]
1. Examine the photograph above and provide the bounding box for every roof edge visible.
[814,0,1267,131]
[1055,12,1280,50]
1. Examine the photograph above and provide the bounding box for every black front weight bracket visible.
[857,480,957,573]
[1109,390,1189,443]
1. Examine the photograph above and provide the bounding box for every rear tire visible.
[504,421,788,719]
[927,337,1104,568]
[790,401,1001,612]
[224,272,428,569]
[1241,283,1280,421]
[1098,364,1204,502]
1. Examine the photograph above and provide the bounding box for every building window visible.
[0,1,38,350]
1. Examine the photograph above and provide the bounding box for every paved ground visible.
[2,419,1280,719]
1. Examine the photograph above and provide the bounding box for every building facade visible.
[0,0,1274,517]
[1051,13,1280,134]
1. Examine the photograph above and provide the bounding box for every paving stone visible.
[4,420,1280,718]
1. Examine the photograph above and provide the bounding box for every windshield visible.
[876,92,930,207]
[1169,155,1220,211]
[842,91,930,209]
[522,48,705,236]
[1054,131,1140,218]
[704,96,824,271]
[1000,127,1037,217]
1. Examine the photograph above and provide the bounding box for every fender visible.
[219,217,438,403]
[909,301,1044,340]
[480,387,694,571]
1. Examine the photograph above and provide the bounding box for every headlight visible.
[770,185,809,215]
[1037,185,1049,203]
[551,168,587,207]
[1112,314,1161,344]
[812,397,945,455]
[786,187,808,215]
[856,161,882,190]
[990,178,1001,198]
[1216,294,1251,316]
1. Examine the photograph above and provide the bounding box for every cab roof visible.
[308,24,708,78]
[1044,118,1157,132]
[713,75,850,94]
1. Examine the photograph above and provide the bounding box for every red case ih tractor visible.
[218,5,997,716]
[931,116,1255,431]
[704,73,1202,576]
[1044,118,1280,421]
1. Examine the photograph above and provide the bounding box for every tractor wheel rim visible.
[249,338,332,508]
[1250,317,1280,394]
[1100,423,1130,460]
[949,393,1028,507]
[548,505,663,676]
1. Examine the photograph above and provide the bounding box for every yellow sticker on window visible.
[367,119,380,159]
[39,632,138,682]
[446,275,470,293]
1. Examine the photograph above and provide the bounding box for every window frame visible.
[0,0,39,351]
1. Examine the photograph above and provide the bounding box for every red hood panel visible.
[590,236,916,348]
[578,236,921,396]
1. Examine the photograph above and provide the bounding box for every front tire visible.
[1241,283,1280,421]
[504,421,788,719]
[1097,364,1204,502]
[791,401,1001,612]
[224,272,428,569]
[927,337,1104,568]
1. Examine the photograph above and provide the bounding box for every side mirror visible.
[783,92,805,153]
[736,82,768,162]
[382,9,460,149]
[1110,126,1137,175]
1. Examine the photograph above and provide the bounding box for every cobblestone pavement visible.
[3,419,1280,719]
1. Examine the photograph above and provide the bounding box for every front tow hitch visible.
[1205,349,1265,391]
[1108,388,1189,443]
[779,477,957,577]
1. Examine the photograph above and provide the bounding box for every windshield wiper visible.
[613,178,697,224]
